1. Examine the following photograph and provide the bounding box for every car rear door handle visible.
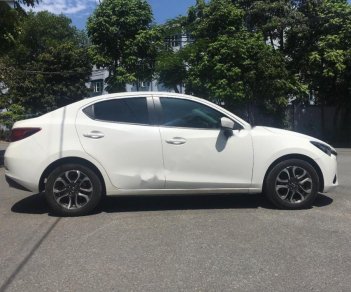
[83,131,104,139]
[166,137,187,145]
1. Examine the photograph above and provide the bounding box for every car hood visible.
[255,126,335,149]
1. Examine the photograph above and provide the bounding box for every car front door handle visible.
[83,131,105,139]
[166,137,187,145]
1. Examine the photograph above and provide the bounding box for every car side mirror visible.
[220,117,235,138]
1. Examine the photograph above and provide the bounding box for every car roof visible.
[86,91,200,102]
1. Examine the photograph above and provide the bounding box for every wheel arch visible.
[39,157,106,195]
[263,154,324,192]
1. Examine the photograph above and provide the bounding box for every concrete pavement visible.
[0,146,350,291]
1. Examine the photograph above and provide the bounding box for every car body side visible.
[4,92,338,195]
[250,127,337,193]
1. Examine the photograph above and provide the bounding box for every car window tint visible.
[85,97,150,124]
[160,97,225,129]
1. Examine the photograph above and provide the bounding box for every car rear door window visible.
[83,97,150,125]
[159,97,225,129]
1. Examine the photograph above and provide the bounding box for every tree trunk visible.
[279,30,284,52]
[292,103,295,131]
[269,32,275,49]
[247,102,255,125]
[173,85,179,93]
[340,107,351,144]
[332,104,341,142]
[320,103,325,140]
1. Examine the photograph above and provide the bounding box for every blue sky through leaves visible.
[27,0,196,29]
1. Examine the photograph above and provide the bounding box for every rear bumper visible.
[5,175,32,192]
[4,145,40,193]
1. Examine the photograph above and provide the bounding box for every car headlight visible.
[310,141,337,156]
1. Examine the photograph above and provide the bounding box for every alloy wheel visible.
[275,166,313,204]
[53,170,93,210]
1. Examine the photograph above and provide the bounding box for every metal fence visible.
[227,103,351,146]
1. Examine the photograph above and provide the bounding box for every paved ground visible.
[0,143,351,292]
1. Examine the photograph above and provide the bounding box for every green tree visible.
[185,34,297,124]
[87,0,160,92]
[287,0,351,103]
[285,0,351,139]
[183,0,299,124]
[189,0,245,40]
[0,0,39,55]
[235,0,305,52]
[156,50,187,93]
[155,17,188,93]
[0,104,25,130]
[1,11,92,114]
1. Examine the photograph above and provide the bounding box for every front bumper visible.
[315,153,338,193]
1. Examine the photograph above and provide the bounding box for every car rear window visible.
[83,97,150,125]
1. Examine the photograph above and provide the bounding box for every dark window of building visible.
[92,80,103,93]
[166,35,181,48]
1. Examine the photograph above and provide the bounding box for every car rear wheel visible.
[45,164,102,216]
[264,159,319,209]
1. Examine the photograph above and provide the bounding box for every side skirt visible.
[105,188,262,196]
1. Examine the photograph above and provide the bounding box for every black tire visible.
[264,159,319,209]
[45,164,102,216]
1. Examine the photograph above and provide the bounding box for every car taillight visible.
[10,127,41,142]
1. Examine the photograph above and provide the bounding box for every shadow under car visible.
[11,192,333,216]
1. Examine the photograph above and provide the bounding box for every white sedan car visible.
[4,92,338,216]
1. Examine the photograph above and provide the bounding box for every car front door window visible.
[159,97,225,129]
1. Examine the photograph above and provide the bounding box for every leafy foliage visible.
[235,0,306,51]
[286,0,351,107]
[0,104,25,131]
[0,0,39,54]
[156,50,187,93]
[155,17,188,93]
[87,0,161,92]
[181,0,300,124]
[1,12,92,115]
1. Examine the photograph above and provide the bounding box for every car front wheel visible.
[45,164,102,216]
[264,159,319,209]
